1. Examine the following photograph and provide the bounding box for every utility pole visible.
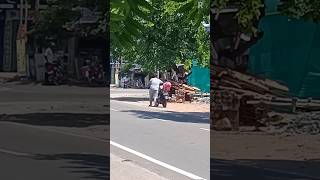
[16,0,28,77]
[34,0,39,53]
[19,0,23,25]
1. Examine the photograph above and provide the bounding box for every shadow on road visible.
[34,153,109,179]
[111,97,149,102]
[211,158,320,180]
[1,113,109,128]
[122,110,209,124]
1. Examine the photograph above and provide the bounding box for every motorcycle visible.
[45,60,65,85]
[124,79,130,88]
[135,79,144,89]
[155,85,169,108]
[81,62,104,84]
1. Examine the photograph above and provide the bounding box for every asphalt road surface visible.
[211,158,320,180]
[0,122,108,180]
[110,98,210,180]
[4,83,318,180]
[0,83,109,180]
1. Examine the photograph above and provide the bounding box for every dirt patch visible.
[165,102,209,113]
[211,131,320,161]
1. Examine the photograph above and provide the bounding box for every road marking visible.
[0,148,32,157]
[110,141,207,180]
[159,120,168,122]
[200,128,210,132]
[111,108,120,112]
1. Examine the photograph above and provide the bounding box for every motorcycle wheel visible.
[162,101,167,108]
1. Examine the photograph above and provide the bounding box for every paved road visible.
[211,159,320,180]
[0,122,108,180]
[0,83,109,180]
[110,98,210,180]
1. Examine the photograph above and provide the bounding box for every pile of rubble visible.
[211,66,290,131]
[211,66,320,135]
[195,97,210,104]
[212,66,289,97]
[170,81,200,93]
[261,112,320,135]
[169,81,201,103]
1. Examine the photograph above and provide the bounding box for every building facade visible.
[0,0,108,84]
[0,0,43,72]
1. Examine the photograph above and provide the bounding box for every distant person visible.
[163,79,172,92]
[171,68,178,82]
[44,43,55,84]
[148,74,163,107]
[44,43,55,63]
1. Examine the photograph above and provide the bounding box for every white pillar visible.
[115,67,119,87]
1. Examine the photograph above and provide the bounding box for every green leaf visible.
[110,13,126,21]
[128,18,146,31]
[136,0,153,10]
[134,8,151,21]
[176,1,194,14]
[170,0,189,2]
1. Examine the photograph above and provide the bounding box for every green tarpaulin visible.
[249,0,320,98]
[188,60,210,93]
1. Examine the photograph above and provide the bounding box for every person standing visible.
[44,43,55,63]
[43,42,56,84]
[148,74,163,107]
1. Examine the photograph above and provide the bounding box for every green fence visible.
[249,0,320,98]
[188,61,210,93]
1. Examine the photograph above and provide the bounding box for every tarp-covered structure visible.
[249,0,320,98]
[188,60,210,93]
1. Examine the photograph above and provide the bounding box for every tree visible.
[111,0,210,72]
[173,0,210,25]
[110,0,153,48]
[278,0,320,22]
[33,0,107,45]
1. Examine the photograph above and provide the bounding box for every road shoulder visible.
[111,153,169,180]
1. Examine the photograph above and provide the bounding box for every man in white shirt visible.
[148,74,163,107]
[44,42,55,63]
[44,46,54,63]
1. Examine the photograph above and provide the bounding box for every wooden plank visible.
[215,67,289,96]
[227,70,270,92]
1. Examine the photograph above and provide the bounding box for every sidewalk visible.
[0,72,18,83]
[111,154,169,180]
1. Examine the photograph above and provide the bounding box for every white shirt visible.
[45,48,54,63]
[149,78,163,90]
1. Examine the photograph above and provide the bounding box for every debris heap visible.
[260,112,320,135]
[211,66,290,130]
[169,81,201,103]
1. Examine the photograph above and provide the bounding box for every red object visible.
[163,82,172,92]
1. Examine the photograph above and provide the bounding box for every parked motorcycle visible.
[135,79,144,89]
[155,85,169,108]
[124,78,130,88]
[81,62,104,84]
[45,60,65,85]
